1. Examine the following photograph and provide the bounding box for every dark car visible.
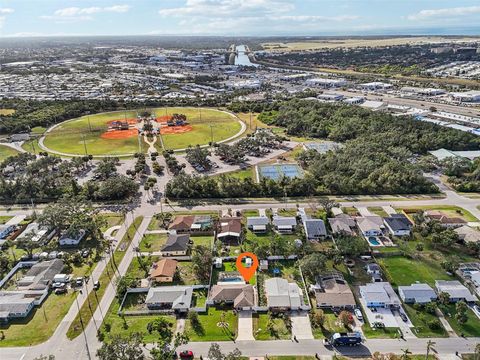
[93,280,100,290]
[399,312,408,322]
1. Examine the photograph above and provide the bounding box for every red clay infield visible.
[160,125,193,135]
[101,128,138,139]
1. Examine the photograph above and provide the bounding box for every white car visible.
[354,308,363,321]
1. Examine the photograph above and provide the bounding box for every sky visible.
[0,0,479,37]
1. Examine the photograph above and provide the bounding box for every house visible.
[17,259,64,290]
[16,222,55,245]
[383,214,412,236]
[398,283,437,304]
[59,228,86,246]
[160,234,190,256]
[303,219,327,241]
[328,214,356,236]
[359,282,401,308]
[425,211,467,228]
[264,278,303,311]
[208,284,255,309]
[149,259,178,283]
[435,280,477,303]
[0,292,36,324]
[217,217,242,244]
[356,216,384,237]
[168,215,213,234]
[246,216,269,233]
[313,272,356,309]
[272,216,297,234]
[145,286,193,312]
[454,225,480,244]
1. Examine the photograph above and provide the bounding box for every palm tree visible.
[401,348,412,360]
[426,340,436,360]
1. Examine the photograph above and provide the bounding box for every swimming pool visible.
[368,237,381,246]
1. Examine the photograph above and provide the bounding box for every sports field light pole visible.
[209,124,214,144]
[82,135,88,156]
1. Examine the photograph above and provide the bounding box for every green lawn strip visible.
[100,299,176,343]
[367,206,389,217]
[403,304,448,338]
[253,313,291,340]
[378,256,452,287]
[439,303,480,337]
[139,233,167,252]
[0,292,76,347]
[213,168,254,181]
[66,216,144,339]
[184,307,238,341]
[0,215,13,224]
[362,321,400,339]
[0,145,19,163]
[242,209,259,217]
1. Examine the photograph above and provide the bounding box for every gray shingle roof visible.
[304,219,327,238]
[146,286,193,310]
[161,234,190,252]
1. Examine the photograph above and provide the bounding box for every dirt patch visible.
[155,115,173,123]
[101,128,138,139]
[160,125,193,135]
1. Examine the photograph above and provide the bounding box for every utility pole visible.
[82,135,88,156]
[87,116,92,132]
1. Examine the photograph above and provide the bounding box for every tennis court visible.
[256,163,304,181]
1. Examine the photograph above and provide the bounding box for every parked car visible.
[93,280,100,290]
[82,249,90,258]
[178,350,194,359]
[354,308,363,321]
[399,312,408,322]
[52,282,64,289]
[55,287,68,295]
[75,277,84,286]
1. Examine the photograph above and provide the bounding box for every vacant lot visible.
[378,256,452,287]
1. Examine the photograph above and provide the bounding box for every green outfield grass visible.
[159,107,241,150]
[0,145,19,163]
[43,110,141,156]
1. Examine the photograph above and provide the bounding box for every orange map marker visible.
[236,252,258,282]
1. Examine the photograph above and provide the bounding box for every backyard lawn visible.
[191,235,213,249]
[184,307,238,341]
[253,313,291,340]
[378,256,452,287]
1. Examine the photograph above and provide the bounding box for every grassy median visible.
[66,216,144,339]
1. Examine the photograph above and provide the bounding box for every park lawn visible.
[139,233,167,252]
[0,291,77,347]
[0,216,13,224]
[398,205,479,222]
[185,307,238,341]
[403,304,447,338]
[43,110,141,156]
[101,299,176,343]
[67,216,144,339]
[191,235,213,249]
[439,303,480,337]
[159,107,241,150]
[31,126,46,135]
[378,256,452,287]
[253,313,291,340]
[0,145,19,163]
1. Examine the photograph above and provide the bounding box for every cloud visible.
[41,4,131,22]
[0,8,14,15]
[159,0,294,18]
[408,6,480,20]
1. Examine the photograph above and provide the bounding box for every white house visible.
[246,216,269,233]
[59,229,86,246]
[398,283,437,304]
[265,278,303,311]
[383,214,412,237]
[357,216,384,237]
[359,282,401,308]
[435,280,477,303]
[272,216,297,234]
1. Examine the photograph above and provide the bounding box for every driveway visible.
[290,311,314,340]
[237,311,254,341]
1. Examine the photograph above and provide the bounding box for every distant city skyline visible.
[0,0,479,37]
